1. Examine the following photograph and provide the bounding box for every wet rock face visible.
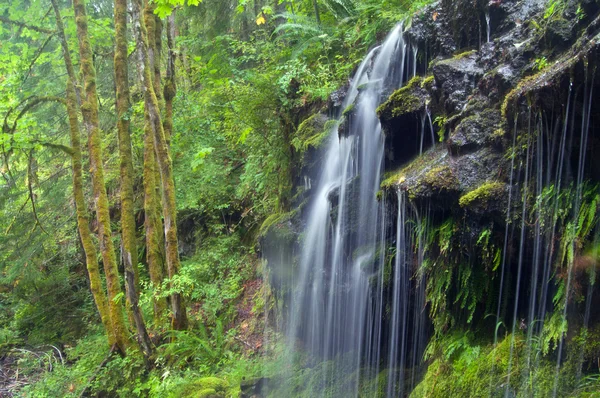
[433,52,484,113]
[376,76,435,169]
[447,109,502,154]
[378,0,600,221]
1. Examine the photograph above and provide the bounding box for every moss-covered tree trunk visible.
[143,114,168,320]
[163,12,176,145]
[67,77,117,347]
[50,0,116,348]
[114,0,153,358]
[133,0,187,330]
[73,0,129,352]
[142,0,168,321]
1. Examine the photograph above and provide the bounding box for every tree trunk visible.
[312,0,321,25]
[67,77,116,347]
[73,0,129,352]
[132,0,188,330]
[163,13,176,145]
[50,0,116,348]
[142,0,168,322]
[143,111,168,320]
[114,0,153,358]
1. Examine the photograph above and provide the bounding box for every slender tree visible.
[72,0,130,352]
[142,0,168,320]
[48,0,117,349]
[133,0,188,329]
[114,0,153,357]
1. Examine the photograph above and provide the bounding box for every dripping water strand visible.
[490,116,518,396]
[505,107,533,398]
[551,79,574,398]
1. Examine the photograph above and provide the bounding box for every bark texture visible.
[133,0,187,329]
[163,13,176,145]
[50,0,115,348]
[114,0,152,358]
[73,0,129,352]
[142,0,168,321]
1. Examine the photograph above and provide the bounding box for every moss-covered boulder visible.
[258,210,297,244]
[380,145,504,211]
[459,181,507,216]
[292,113,331,153]
[408,164,460,201]
[377,76,428,124]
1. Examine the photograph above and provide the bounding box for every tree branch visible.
[22,33,56,85]
[0,15,54,34]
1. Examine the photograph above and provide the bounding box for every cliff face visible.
[261,0,600,396]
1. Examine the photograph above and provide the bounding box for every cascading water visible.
[263,4,600,397]
[273,23,431,397]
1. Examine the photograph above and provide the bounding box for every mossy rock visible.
[459,181,505,210]
[377,76,427,122]
[292,113,331,153]
[422,165,459,192]
[258,210,297,239]
[406,163,461,203]
[171,376,229,398]
[502,15,600,120]
[379,147,449,193]
[342,103,355,117]
[421,74,435,90]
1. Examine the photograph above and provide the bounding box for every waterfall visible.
[273,22,431,397]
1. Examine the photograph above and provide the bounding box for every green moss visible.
[172,376,229,398]
[376,76,424,120]
[458,182,505,208]
[452,49,477,60]
[412,330,587,398]
[423,165,458,192]
[258,210,297,238]
[292,113,331,152]
[421,74,435,90]
[342,103,355,117]
[501,72,541,117]
[380,168,406,190]
[379,149,448,193]
[197,388,220,397]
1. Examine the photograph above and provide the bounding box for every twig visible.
[5,196,30,235]
[27,150,48,235]
[22,33,56,85]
